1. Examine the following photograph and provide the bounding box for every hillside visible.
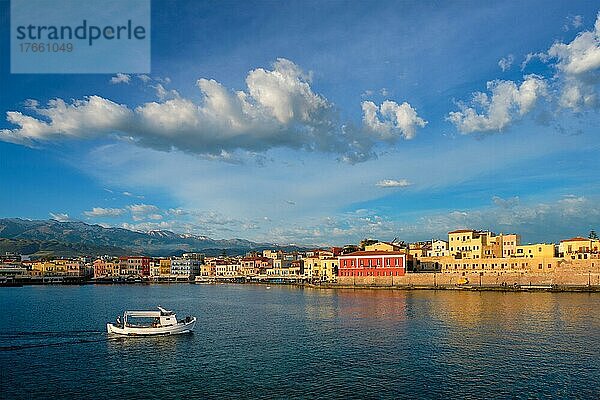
[0,218,305,258]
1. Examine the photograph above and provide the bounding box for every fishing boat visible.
[107,306,196,336]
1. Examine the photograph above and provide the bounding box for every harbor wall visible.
[335,259,600,288]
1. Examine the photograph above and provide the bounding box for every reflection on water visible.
[1,285,600,399]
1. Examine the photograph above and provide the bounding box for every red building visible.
[120,256,152,277]
[338,251,407,277]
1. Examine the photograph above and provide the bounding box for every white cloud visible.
[121,221,178,232]
[564,15,584,31]
[110,73,131,85]
[375,179,411,188]
[83,207,125,218]
[127,203,162,221]
[0,96,132,145]
[49,212,70,222]
[0,59,424,163]
[447,75,548,133]
[546,13,600,110]
[498,54,514,71]
[361,90,374,98]
[362,100,427,140]
[549,14,600,75]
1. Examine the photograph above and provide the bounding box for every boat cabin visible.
[122,306,177,327]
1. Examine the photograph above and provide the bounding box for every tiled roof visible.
[340,250,406,257]
[560,237,592,242]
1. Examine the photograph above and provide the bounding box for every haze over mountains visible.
[0,218,304,257]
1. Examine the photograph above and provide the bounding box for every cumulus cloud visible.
[498,54,514,71]
[547,13,600,109]
[49,212,70,222]
[127,204,161,221]
[83,207,126,218]
[375,179,411,188]
[0,59,425,163]
[362,100,427,140]
[110,73,131,85]
[447,75,548,133]
[0,96,132,145]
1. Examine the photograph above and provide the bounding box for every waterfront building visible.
[496,234,521,257]
[429,240,450,257]
[320,257,338,282]
[437,255,561,274]
[105,260,119,277]
[31,261,67,276]
[409,242,431,260]
[273,258,293,269]
[0,264,27,277]
[215,259,242,278]
[338,251,407,277]
[93,258,120,278]
[448,229,492,259]
[514,244,556,258]
[448,230,521,259]
[65,260,82,276]
[171,257,202,277]
[302,255,321,281]
[301,252,339,282]
[266,262,303,280]
[121,256,152,277]
[200,262,216,278]
[150,259,161,277]
[93,259,106,278]
[159,258,171,276]
[241,256,272,277]
[559,237,600,260]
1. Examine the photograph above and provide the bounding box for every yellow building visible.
[448,229,491,259]
[105,260,118,277]
[364,242,404,252]
[302,256,321,281]
[559,237,600,260]
[495,234,520,257]
[32,261,67,276]
[159,259,172,276]
[438,255,561,274]
[302,256,338,282]
[514,244,555,258]
[448,230,520,259]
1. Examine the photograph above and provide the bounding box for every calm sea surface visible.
[1,284,599,399]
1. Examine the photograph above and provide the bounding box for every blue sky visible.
[1,0,599,245]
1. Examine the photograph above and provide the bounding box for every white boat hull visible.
[107,317,196,336]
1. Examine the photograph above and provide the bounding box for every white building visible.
[428,240,450,257]
[171,258,202,277]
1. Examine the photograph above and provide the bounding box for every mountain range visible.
[0,218,306,258]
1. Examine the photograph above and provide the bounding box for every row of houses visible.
[92,249,342,283]
[2,229,598,282]
[421,230,598,260]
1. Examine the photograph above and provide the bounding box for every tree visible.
[589,230,598,240]
[359,238,378,250]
